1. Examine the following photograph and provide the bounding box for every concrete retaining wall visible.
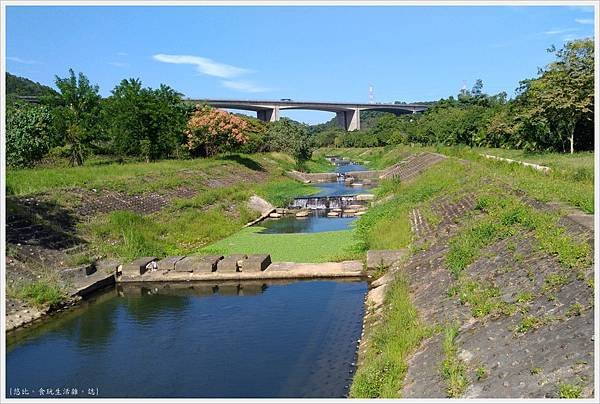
[117,256,364,282]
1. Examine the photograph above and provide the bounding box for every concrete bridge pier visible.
[336,108,361,131]
[257,107,280,122]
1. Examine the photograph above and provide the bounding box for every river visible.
[6,279,366,398]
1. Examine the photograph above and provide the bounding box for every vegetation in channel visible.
[350,275,431,398]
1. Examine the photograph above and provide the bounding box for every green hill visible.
[6,72,57,97]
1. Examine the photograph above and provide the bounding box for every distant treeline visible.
[5,38,593,169]
[316,38,594,154]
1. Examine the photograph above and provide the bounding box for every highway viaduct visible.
[15,96,429,131]
[188,99,429,131]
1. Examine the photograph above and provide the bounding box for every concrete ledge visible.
[117,260,364,282]
[346,170,383,180]
[72,272,116,297]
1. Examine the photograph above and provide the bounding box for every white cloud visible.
[153,53,250,79]
[543,28,577,35]
[109,61,129,67]
[117,51,128,56]
[221,80,271,93]
[575,18,594,25]
[7,56,39,64]
[569,6,594,13]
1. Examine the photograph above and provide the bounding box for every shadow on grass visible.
[221,154,265,172]
[6,197,84,250]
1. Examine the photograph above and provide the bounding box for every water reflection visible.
[6,280,366,398]
[117,281,268,297]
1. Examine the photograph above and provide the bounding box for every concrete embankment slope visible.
[404,203,593,398]
[356,156,595,398]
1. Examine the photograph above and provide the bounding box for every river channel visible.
[6,279,367,398]
[258,161,374,234]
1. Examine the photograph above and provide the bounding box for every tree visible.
[186,105,249,157]
[267,119,313,168]
[517,39,594,153]
[471,79,484,97]
[371,114,406,145]
[6,102,53,168]
[235,115,269,154]
[104,79,188,161]
[47,69,102,165]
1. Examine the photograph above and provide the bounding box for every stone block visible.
[196,255,224,273]
[96,258,120,275]
[173,256,199,272]
[366,249,408,271]
[156,256,186,271]
[62,264,95,280]
[121,257,157,276]
[243,254,271,272]
[175,255,223,273]
[217,254,247,273]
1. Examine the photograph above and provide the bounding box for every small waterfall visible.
[290,195,361,210]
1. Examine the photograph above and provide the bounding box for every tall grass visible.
[350,275,431,397]
[19,281,65,308]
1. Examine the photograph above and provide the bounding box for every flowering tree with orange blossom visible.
[186,105,249,156]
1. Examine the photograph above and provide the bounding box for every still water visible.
[6,280,366,398]
[258,210,358,234]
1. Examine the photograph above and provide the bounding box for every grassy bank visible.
[81,178,319,262]
[6,152,325,196]
[350,274,431,397]
[7,151,328,265]
[349,146,593,398]
[324,145,593,213]
[355,158,468,251]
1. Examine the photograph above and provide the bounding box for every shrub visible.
[6,103,53,167]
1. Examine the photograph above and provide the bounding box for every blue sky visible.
[5,4,596,124]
